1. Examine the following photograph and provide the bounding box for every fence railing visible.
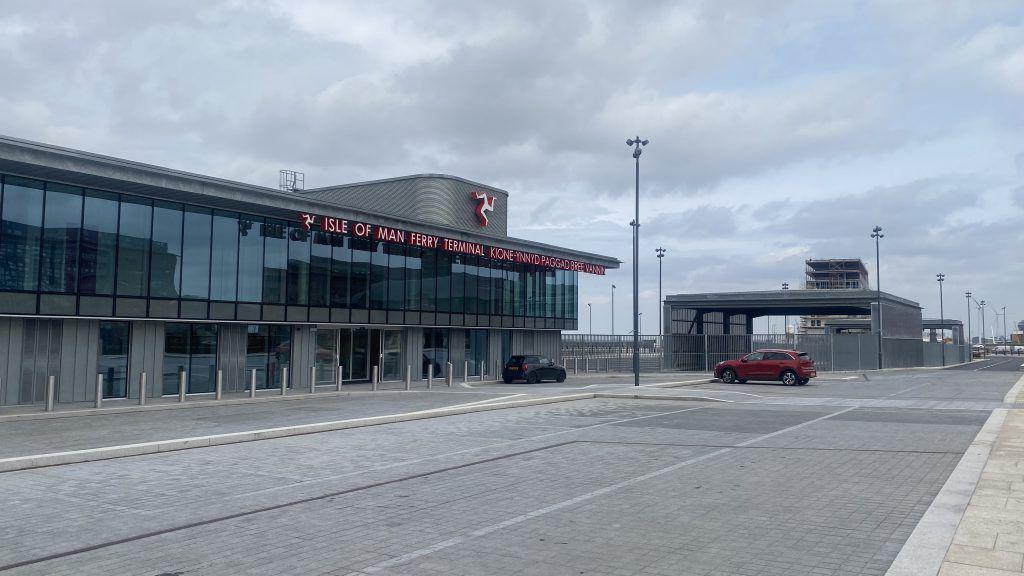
[561,333,971,373]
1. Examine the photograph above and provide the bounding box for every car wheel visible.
[721,368,737,383]
[781,370,798,386]
[502,377,513,384]
[556,371,566,382]
[526,372,539,384]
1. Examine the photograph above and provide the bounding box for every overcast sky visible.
[2,0,1022,336]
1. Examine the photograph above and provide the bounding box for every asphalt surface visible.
[945,355,1024,371]
[0,366,1019,576]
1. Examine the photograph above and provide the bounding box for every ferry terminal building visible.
[0,136,618,407]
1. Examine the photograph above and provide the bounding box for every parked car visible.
[714,349,817,386]
[503,355,567,384]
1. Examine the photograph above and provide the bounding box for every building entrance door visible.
[314,328,339,386]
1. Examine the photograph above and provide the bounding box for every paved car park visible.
[0,367,1020,575]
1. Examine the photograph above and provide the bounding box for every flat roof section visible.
[666,289,919,317]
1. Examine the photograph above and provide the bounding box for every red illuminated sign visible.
[297,212,605,275]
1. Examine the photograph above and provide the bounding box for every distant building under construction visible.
[800,258,870,334]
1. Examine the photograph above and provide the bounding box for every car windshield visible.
[797,352,811,361]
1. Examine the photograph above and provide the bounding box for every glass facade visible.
[97,321,130,398]
[246,324,291,389]
[162,322,219,394]
[0,174,581,323]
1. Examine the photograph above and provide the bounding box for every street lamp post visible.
[627,136,648,387]
[871,226,884,369]
[611,284,616,335]
[587,303,593,337]
[965,291,972,351]
[1002,306,1008,345]
[980,300,987,348]
[656,248,666,337]
[781,282,789,340]
[936,273,946,366]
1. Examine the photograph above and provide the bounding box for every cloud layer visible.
[1,0,1022,334]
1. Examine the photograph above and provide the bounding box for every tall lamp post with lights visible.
[965,291,972,353]
[587,303,593,337]
[936,273,946,366]
[656,248,666,336]
[980,300,987,348]
[871,226,884,369]
[627,136,648,387]
[611,284,616,335]
[782,282,790,340]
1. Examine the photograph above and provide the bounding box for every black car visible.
[503,355,567,383]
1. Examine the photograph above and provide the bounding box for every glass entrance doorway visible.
[335,327,402,382]
[314,328,339,386]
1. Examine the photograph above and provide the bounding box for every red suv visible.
[714,349,817,386]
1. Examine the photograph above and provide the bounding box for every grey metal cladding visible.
[302,175,508,237]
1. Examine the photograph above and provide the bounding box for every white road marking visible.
[349,406,857,574]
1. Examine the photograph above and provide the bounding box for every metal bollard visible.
[337,365,344,392]
[464,361,469,384]
[45,375,55,412]
[178,369,187,403]
[427,369,433,390]
[251,368,258,398]
[138,372,147,406]
[371,366,379,391]
[310,366,316,394]
[446,362,453,387]
[480,361,484,382]
[280,367,287,396]
[215,370,223,400]
[574,358,578,374]
[405,365,411,390]
[95,374,104,409]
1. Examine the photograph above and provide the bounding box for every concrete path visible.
[938,376,1024,575]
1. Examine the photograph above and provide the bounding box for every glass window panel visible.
[0,177,44,291]
[477,258,492,315]
[405,247,421,311]
[309,231,331,307]
[491,264,504,316]
[162,322,190,395]
[188,323,217,393]
[181,208,212,300]
[420,249,436,312]
[286,223,309,305]
[268,325,291,388]
[237,216,263,302]
[149,201,183,298]
[79,191,119,295]
[370,241,387,309]
[514,264,524,316]
[464,257,477,315]
[436,252,451,313]
[97,321,130,398]
[503,263,513,316]
[422,328,449,378]
[387,243,404,310]
[465,329,488,376]
[330,234,350,307]
[116,197,152,297]
[210,211,238,301]
[40,183,82,293]
[450,254,464,314]
[261,220,287,304]
[245,324,269,389]
[350,238,371,308]
[554,270,563,319]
